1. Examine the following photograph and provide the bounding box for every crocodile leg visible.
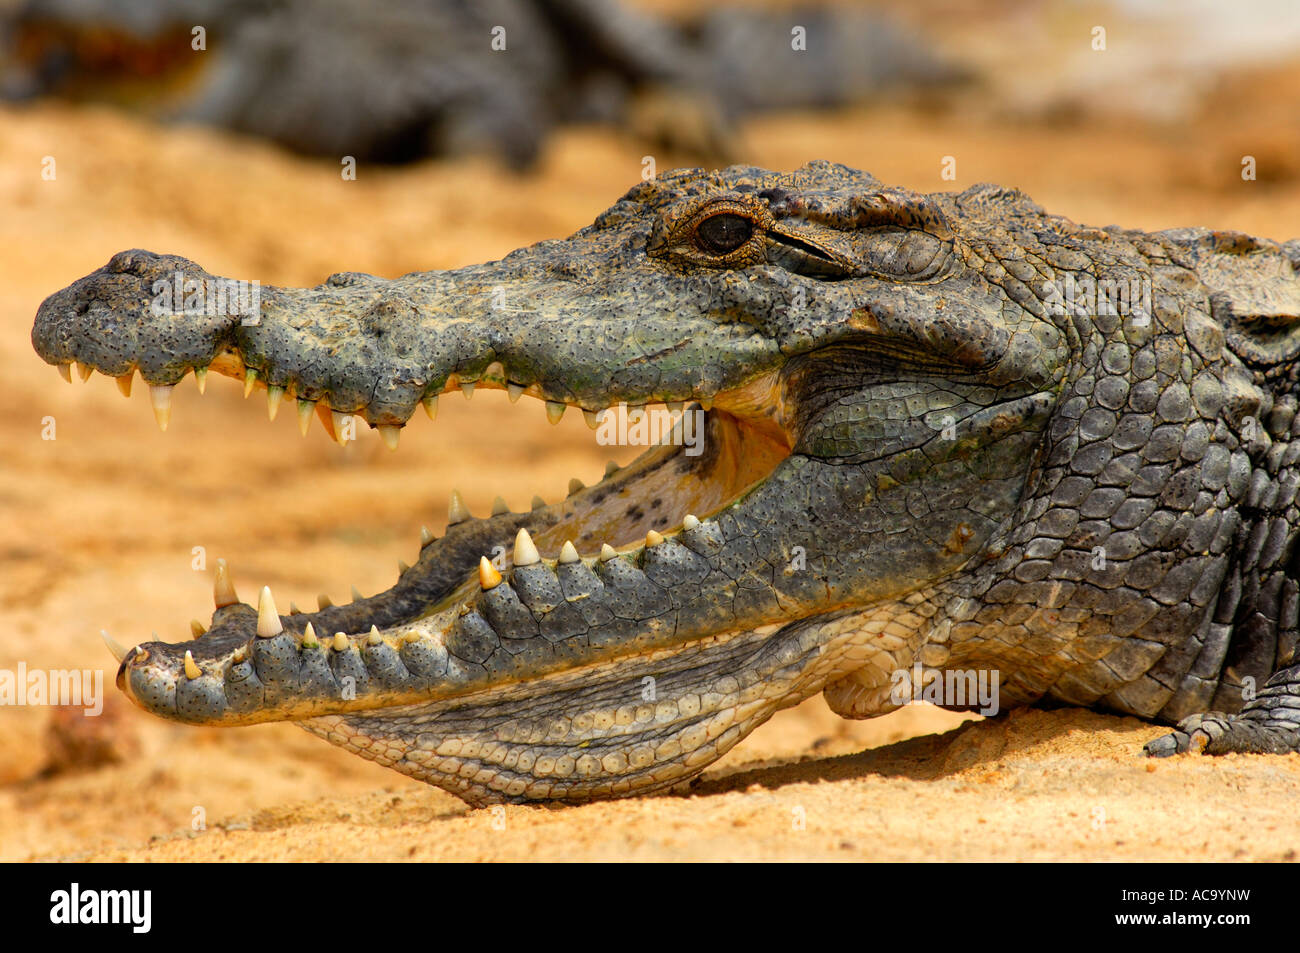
[1145,662,1300,756]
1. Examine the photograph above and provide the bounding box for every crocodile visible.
[0,0,963,168]
[31,161,1300,806]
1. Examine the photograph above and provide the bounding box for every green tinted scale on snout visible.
[32,162,1300,805]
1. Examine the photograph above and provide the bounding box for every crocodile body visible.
[32,162,1300,805]
[1,0,961,167]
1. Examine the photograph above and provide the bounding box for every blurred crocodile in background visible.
[0,0,967,168]
[31,162,1300,805]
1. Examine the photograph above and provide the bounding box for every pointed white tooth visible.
[183,650,202,680]
[531,495,546,510]
[301,622,319,647]
[149,384,174,431]
[331,410,350,443]
[568,478,584,496]
[507,383,524,403]
[558,540,580,564]
[317,592,333,609]
[256,585,282,638]
[351,585,364,603]
[331,632,349,652]
[422,394,439,420]
[420,525,434,547]
[213,558,239,608]
[267,385,284,421]
[288,602,301,615]
[243,368,258,398]
[546,400,566,424]
[479,556,502,590]
[599,543,618,562]
[367,625,383,646]
[513,528,540,566]
[583,409,599,429]
[461,381,475,399]
[491,496,510,516]
[101,630,128,663]
[194,366,208,394]
[682,514,700,530]
[378,424,400,451]
[116,372,134,397]
[397,559,410,576]
[76,360,93,382]
[604,461,619,477]
[645,530,665,547]
[190,619,207,638]
[56,363,72,383]
[448,489,470,525]
[297,399,314,436]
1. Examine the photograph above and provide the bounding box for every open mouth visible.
[95,358,794,727]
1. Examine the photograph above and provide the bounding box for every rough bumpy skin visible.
[32,162,1300,805]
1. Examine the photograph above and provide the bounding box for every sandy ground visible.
[3,13,1300,860]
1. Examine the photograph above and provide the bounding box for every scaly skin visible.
[32,162,1300,805]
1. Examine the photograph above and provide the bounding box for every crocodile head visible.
[33,161,1070,804]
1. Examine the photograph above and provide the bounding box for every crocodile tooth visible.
[448,489,470,525]
[400,631,421,645]
[604,461,620,477]
[267,385,284,421]
[301,622,319,648]
[297,399,314,436]
[507,383,524,403]
[231,645,247,663]
[583,410,599,429]
[243,368,257,398]
[491,496,510,516]
[190,619,207,639]
[116,372,134,397]
[256,586,282,638]
[76,360,93,382]
[513,528,540,566]
[558,540,580,564]
[367,625,383,646]
[149,384,174,431]
[546,400,566,424]
[461,381,475,399]
[331,633,349,652]
[397,559,410,576]
[314,402,336,438]
[479,556,503,590]
[599,543,618,561]
[420,525,434,547]
[316,593,333,609]
[568,478,584,496]
[699,397,713,411]
[331,410,350,444]
[351,585,364,603]
[194,366,208,394]
[422,394,438,420]
[101,630,128,663]
[378,424,400,451]
[56,363,72,383]
[213,558,239,608]
[446,373,460,391]
[645,530,665,547]
[183,650,202,680]
[531,495,546,510]
[288,602,301,615]
[682,514,700,530]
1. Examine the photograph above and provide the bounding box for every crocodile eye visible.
[695,213,753,254]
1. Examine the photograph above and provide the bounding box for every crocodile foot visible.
[1145,664,1300,756]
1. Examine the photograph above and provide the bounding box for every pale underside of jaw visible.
[85,356,794,720]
